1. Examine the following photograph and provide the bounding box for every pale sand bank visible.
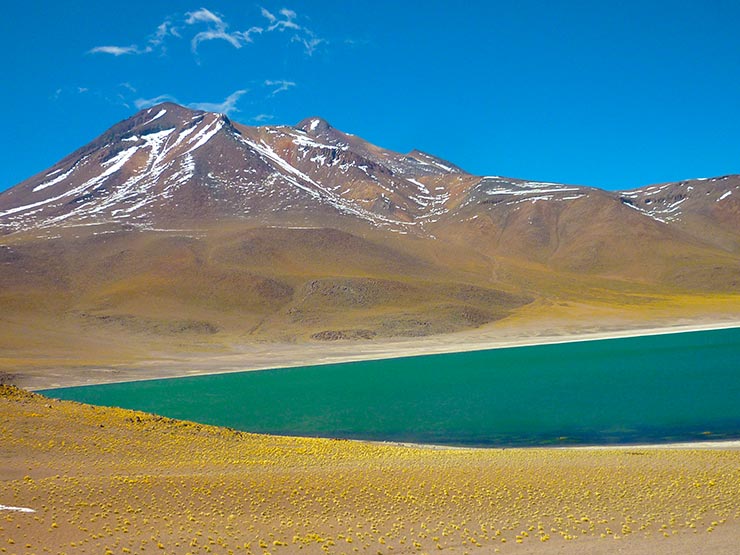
[371,439,740,452]
[26,318,740,391]
[562,439,740,451]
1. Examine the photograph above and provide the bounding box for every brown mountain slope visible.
[0,225,534,366]
[439,179,739,289]
[620,175,740,253]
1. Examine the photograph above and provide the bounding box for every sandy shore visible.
[372,438,740,451]
[20,318,740,391]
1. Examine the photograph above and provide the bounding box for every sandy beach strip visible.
[368,438,740,452]
[25,319,740,391]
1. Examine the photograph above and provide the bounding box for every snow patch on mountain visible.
[619,179,739,223]
[235,135,412,227]
[291,133,347,151]
[32,163,79,193]
[142,108,167,126]
[182,118,224,156]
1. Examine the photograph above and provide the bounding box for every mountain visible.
[1,103,739,382]
[0,103,474,233]
[2,102,738,253]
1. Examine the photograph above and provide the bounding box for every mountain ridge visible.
[1,102,738,245]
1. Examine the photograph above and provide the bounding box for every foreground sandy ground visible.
[1,386,738,554]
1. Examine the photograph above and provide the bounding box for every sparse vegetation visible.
[1,385,739,554]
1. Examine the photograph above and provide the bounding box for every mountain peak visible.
[296,117,332,135]
[136,102,199,121]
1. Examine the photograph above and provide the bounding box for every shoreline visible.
[31,319,740,392]
[368,438,740,452]
[25,320,740,454]
[18,382,740,453]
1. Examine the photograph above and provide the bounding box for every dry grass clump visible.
[1,385,739,554]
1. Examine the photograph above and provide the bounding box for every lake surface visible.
[44,327,740,447]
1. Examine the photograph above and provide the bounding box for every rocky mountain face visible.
[0,103,474,233]
[2,102,738,254]
[0,103,738,366]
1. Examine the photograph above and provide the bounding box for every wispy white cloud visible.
[51,85,97,100]
[260,6,324,55]
[188,89,248,115]
[264,79,296,96]
[186,8,263,52]
[252,113,274,123]
[114,83,137,108]
[90,16,179,56]
[133,90,248,115]
[292,32,325,56]
[90,7,324,58]
[134,94,179,110]
[191,29,241,50]
[185,8,223,26]
[151,20,180,49]
[262,7,300,32]
[260,7,276,25]
[242,26,264,42]
[89,45,142,56]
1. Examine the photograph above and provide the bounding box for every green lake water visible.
[43,327,740,447]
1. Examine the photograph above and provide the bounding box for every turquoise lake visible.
[43,327,740,447]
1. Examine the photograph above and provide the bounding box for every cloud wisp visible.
[292,31,325,56]
[262,7,300,32]
[264,80,296,96]
[134,94,179,110]
[134,90,248,116]
[90,6,324,57]
[252,113,274,123]
[186,8,263,52]
[89,45,142,56]
[189,89,248,114]
[260,7,324,55]
[89,19,179,56]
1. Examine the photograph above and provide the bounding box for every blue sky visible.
[3,1,740,191]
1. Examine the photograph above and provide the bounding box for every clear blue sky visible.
[3,1,740,191]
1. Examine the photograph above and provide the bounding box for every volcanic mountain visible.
[0,103,475,233]
[1,103,739,383]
